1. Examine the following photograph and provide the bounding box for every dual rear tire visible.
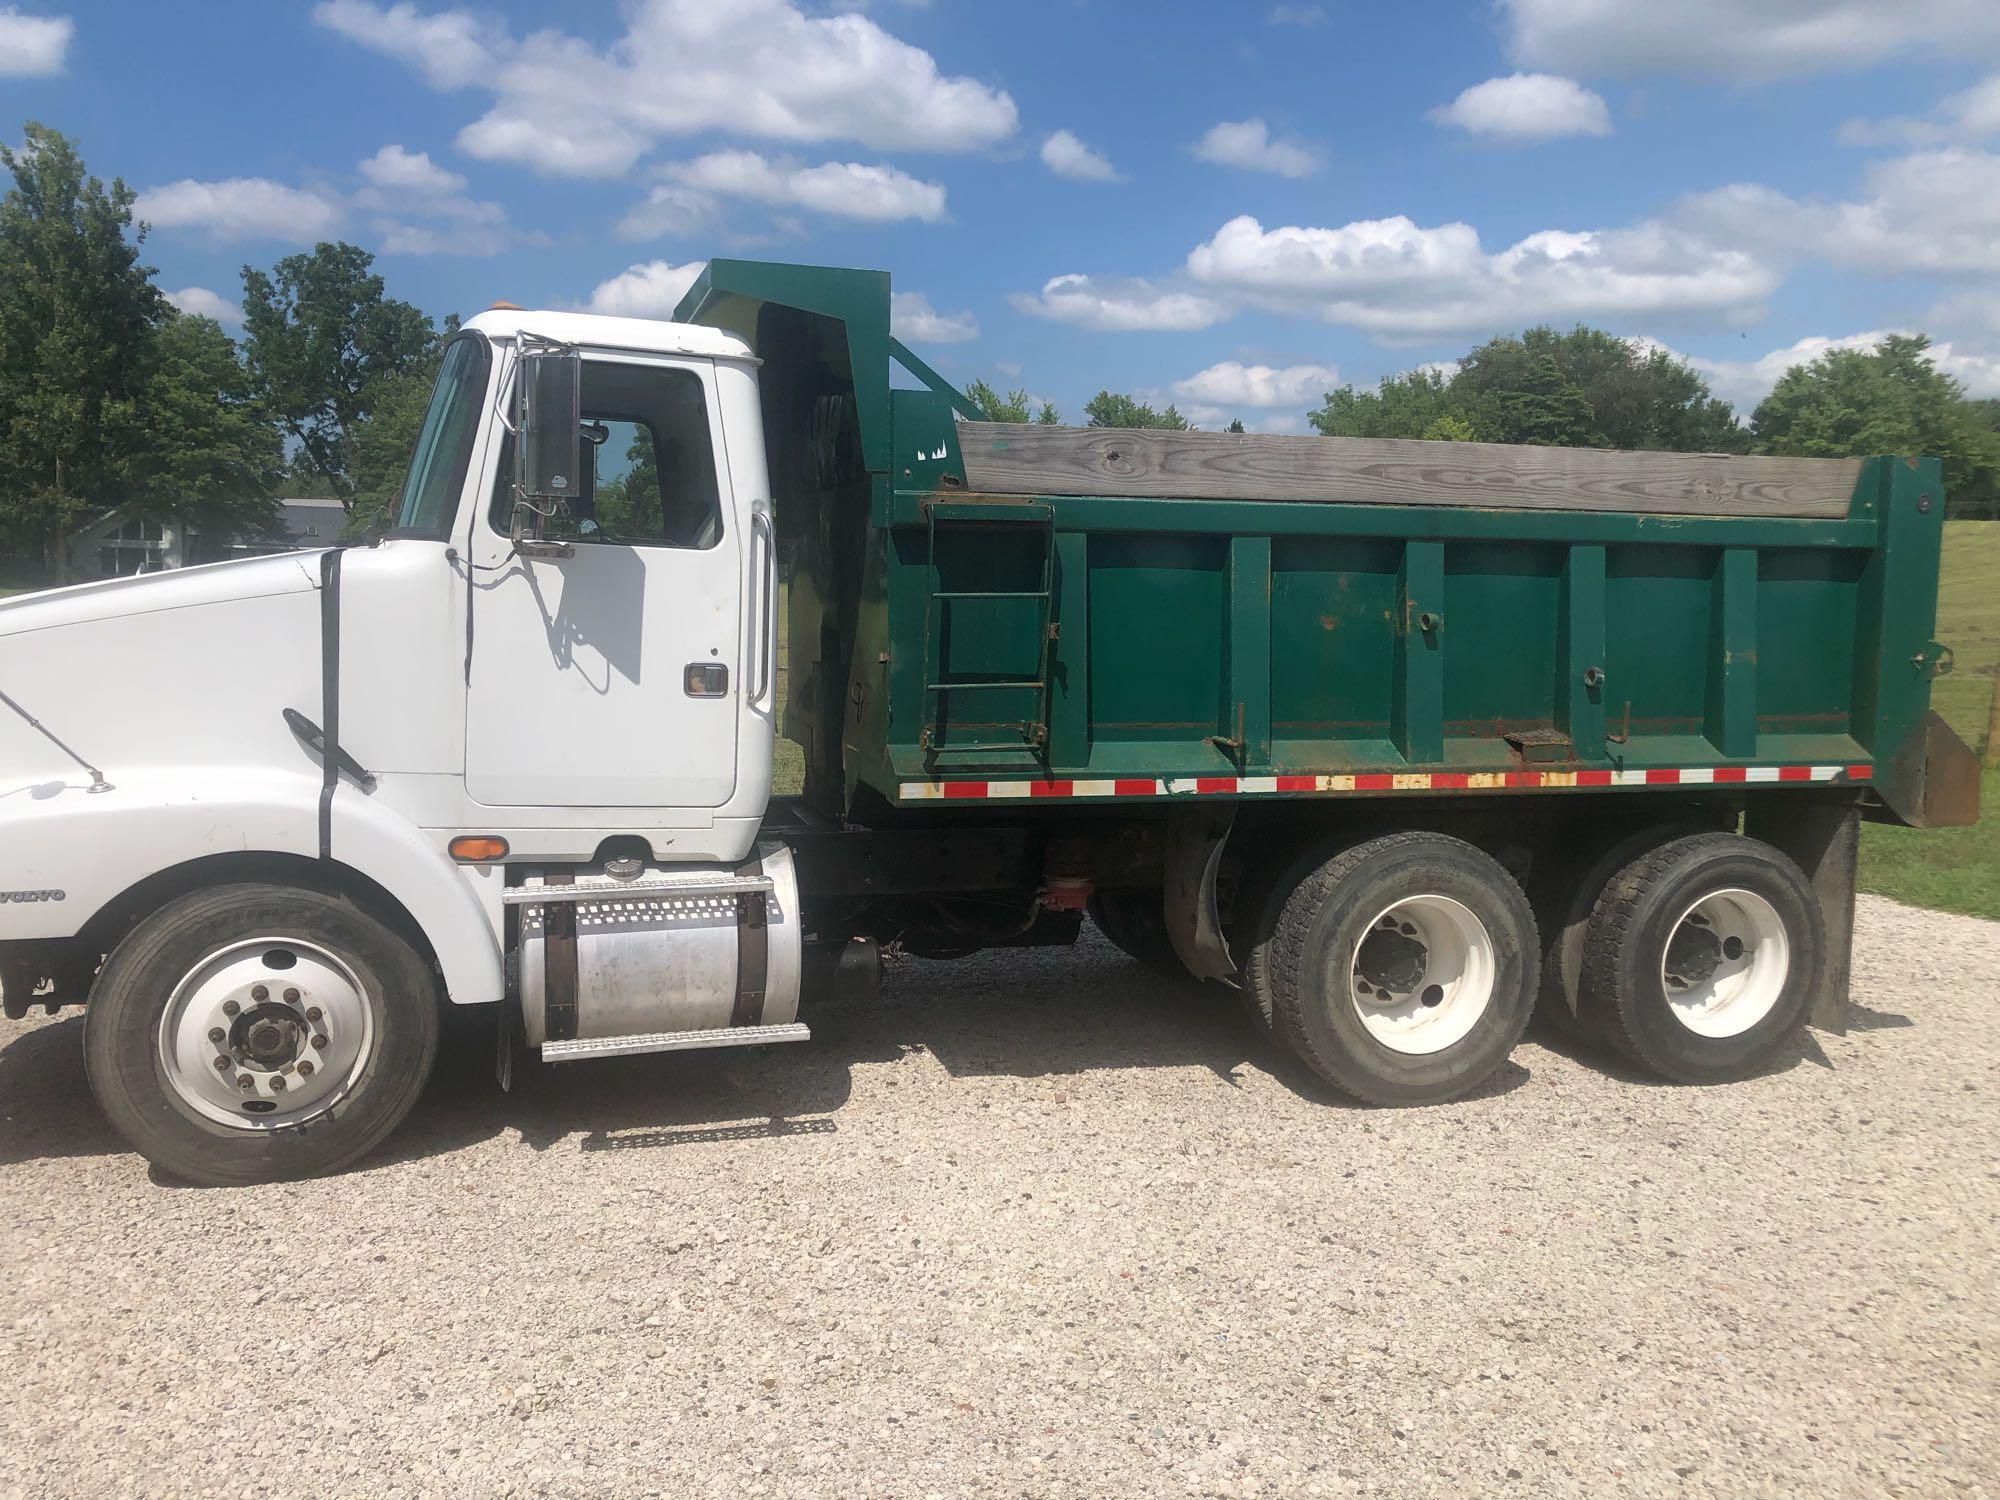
[1242,825,1822,1105]
[1255,832,1540,1106]
[1577,833,1821,1083]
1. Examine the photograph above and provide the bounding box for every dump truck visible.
[0,260,1979,1184]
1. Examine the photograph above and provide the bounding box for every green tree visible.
[240,241,435,503]
[1310,328,1747,453]
[1310,367,1463,439]
[131,310,283,540]
[1751,335,2000,518]
[0,123,165,575]
[1225,418,1246,434]
[1084,391,1188,429]
[344,357,442,535]
[965,378,1059,424]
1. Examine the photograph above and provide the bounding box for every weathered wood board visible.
[955,422,1865,518]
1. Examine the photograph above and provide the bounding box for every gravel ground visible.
[1,893,1995,1500]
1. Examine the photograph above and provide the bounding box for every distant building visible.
[64,499,349,580]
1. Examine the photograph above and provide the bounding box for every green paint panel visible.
[1087,535,1227,744]
[1757,548,1863,736]
[1270,536,1400,746]
[1606,546,1715,741]
[1443,543,1562,732]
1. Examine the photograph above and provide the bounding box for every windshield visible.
[391,333,490,539]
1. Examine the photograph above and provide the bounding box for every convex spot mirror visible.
[510,341,582,551]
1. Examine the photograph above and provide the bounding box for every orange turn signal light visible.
[449,835,510,863]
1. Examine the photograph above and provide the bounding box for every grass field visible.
[1858,520,1999,919]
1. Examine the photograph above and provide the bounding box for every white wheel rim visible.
[1349,894,1496,1056]
[1659,887,1790,1038]
[156,937,374,1131]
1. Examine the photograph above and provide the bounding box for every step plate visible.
[539,1023,811,1063]
[504,873,774,907]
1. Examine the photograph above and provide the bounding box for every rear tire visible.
[84,883,440,1186]
[1267,832,1538,1105]
[1532,821,1707,1043]
[1579,834,1821,1084]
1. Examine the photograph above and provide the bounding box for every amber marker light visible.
[449,835,509,863]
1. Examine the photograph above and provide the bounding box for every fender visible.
[0,768,505,1005]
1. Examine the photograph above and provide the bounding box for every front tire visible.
[1266,832,1538,1105]
[84,883,440,1185]
[1579,834,1821,1084]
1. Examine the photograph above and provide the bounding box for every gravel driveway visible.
[1,893,1994,1500]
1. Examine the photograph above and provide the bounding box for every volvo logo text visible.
[0,889,64,903]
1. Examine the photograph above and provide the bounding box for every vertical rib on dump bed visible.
[678,259,1971,830]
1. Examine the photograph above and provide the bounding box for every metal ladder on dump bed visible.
[918,500,1057,758]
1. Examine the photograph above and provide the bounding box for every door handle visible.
[749,508,776,706]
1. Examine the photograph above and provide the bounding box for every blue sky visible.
[8,0,2000,430]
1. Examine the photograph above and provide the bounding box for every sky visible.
[8,0,2000,432]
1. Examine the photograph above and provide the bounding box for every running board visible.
[539,1023,811,1063]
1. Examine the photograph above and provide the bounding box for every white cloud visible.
[1839,73,2000,147]
[1040,129,1119,182]
[314,0,1017,178]
[1501,0,2000,80]
[617,183,718,241]
[350,144,508,255]
[1009,273,1228,333]
[1429,74,1611,142]
[1171,361,1341,409]
[586,260,706,320]
[1184,212,1776,338]
[357,143,466,194]
[165,286,244,328]
[313,0,499,88]
[1643,330,2000,407]
[134,177,344,241]
[1267,5,1327,25]
[137,147,514,255]
[891,291,978,343]
[0,6,70,75]
[1680,148,2000,276]
[660,149,945,223]
[1192,118,1322,178]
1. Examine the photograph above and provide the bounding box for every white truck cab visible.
[0,308,792,1183]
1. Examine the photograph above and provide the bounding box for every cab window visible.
[492,359,722,549]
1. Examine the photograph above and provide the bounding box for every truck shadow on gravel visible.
[7,937,1892,1176]
[375,935,1532,1168]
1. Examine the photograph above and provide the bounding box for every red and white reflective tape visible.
[898,763,1872,802]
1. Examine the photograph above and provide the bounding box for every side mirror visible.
[510,342,582,556]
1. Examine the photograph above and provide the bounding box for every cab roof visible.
[460,307,756,363]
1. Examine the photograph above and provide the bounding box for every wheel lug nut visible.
[222,1000,240,1017]
[284,988,300,1003]
[214,1055,232,1071]
[306,1007,323,1023]
[270,1076,287,1092]
[297,1060,315,1077]
[208,1027,225,1044]
[237,1074,255,1091]
[251,984,268,1001]
[311,1035,328,1050]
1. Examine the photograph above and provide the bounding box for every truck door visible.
[464,354,742,809]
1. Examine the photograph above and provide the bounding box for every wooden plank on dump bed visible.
[954,422,1863,518]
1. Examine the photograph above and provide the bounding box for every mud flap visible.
[1743,799,1859,1035]
[1164,806,1236,982]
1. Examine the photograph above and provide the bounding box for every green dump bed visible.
[678,260,1972,829]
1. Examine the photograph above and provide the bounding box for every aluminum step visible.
[504,873,774,906]
[539,1023,810,1063]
